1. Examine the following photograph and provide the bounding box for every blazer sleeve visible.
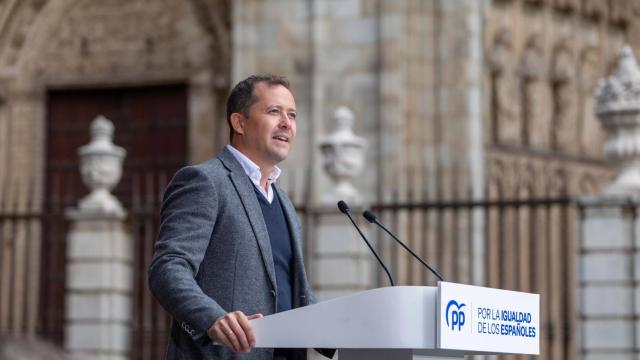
[148,165,226,345]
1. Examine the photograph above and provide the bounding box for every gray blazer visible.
[148,147,314,360]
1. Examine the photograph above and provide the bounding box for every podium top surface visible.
[251,286,439,349]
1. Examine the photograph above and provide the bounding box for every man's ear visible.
[230,113,245,136]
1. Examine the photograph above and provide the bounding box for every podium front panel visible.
[437,282,540,355]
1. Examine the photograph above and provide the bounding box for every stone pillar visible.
[64,116,132,360]
[312,106,374,301]
[578,46,640,360]
[578,197,638,360]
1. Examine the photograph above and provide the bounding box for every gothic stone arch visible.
[0,0,230,343]
[2,0,229,208]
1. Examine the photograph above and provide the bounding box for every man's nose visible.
[279,113,292,128]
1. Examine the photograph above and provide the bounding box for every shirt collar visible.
[225,144,281,185]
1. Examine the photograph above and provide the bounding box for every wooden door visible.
[42,84,188,358]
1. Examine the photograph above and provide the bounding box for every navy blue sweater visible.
[254,186,294,360]
[254,186,293,314]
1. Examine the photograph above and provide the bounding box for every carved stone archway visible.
[0,0,230,344]
[0,0,229,209]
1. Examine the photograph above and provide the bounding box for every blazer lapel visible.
[218,148,277,292]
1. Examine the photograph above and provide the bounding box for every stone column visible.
[578,46,640,360]
[64,116,132,360]
[312,106,374,301]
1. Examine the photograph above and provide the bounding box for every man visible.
[149,75,329,359]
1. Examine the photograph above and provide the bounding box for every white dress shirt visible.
[226,144,281,203]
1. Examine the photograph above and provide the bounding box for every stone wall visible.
[232,0,485,204]
[579,199,640,360]
[231,0,486,291]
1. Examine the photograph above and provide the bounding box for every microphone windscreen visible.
[362,210,377,223]
[337,200,350,214]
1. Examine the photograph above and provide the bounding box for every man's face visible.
[231,83,297,169]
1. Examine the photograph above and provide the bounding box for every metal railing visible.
[0,211,43,340]
[369,197,577,360]
[0,195,579,360]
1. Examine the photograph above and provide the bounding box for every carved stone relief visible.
[553,0,578,12]
[546,167,568,196]
[520,35,551,149]
[487,157,521,198]
[488,152,610,198]
[488,156,545,198]
[0,1,46,68]
[486,0,621,200]
[524,0,546,5]
[489,30,521,146]
[515,164,537,198]
[577,172,599,194]
[487,158,507,199]
[582,0,607,19]
[577,48,604,158]
[551,44,577,154]
[609,0,633,25]
[20,0,211,83]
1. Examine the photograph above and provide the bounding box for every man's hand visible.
[208,311,263,353]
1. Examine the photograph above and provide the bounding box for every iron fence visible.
[368,197,576,360]
[0,195,581,360]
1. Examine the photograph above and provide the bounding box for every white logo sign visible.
[437,282,540,355]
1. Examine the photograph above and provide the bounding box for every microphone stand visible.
[337,201,395,287]
[363,210,445,282]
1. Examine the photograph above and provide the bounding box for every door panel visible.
[42,84,187,358]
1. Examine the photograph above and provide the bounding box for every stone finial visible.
[595,45,640,194]
[73,115,127,217]
[596,46,640,115]
[319,106,367,204]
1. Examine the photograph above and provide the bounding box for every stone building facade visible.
[0,0,639,359]
[485,0,634,200]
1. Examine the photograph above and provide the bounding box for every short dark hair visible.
[226,74,291,141]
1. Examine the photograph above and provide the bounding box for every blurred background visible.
[1,0,639,359]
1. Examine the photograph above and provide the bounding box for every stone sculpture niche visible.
[489,29,521,146]
[551,44,577,154]
[520,35,550,149]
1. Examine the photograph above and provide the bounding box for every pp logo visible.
[445,300,466,331]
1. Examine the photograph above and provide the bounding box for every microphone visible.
[337,201,395,286]
[363,210,445,282]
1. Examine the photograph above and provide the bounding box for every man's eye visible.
[289,113,296,119]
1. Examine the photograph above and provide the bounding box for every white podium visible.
[251,282,540,360]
